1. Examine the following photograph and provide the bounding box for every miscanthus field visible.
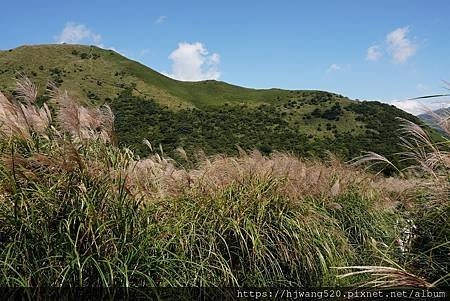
[0,76,448,287]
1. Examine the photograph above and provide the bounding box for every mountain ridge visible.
[0,44,333,109]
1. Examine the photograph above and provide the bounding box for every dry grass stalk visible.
[350,151,401,175]
[398,118,450,204]
[48,82,114,143]
[336,266,433,288]
[349,114,450,205]
[0,90,50,139]
[0,76,115,146]
[123,149,411,207]
[15,74,38,104]
[0,76,53,139]
[0,91,30,138]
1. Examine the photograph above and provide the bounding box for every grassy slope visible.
[0,44,303,108]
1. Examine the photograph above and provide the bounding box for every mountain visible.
[418,108,450,133]
[0,44,431,170]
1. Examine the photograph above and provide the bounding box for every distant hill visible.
[418,107,450,133]
[0,44,433,171]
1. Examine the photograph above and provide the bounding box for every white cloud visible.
[386,27,417,64]
[326,63,350,73]
[365,26,418,64]
[326,64,342,73]
[391,98,450,115]
[55,22,102,45]
[366,45,382,61]
[164,42,221,81]
[391,99,424,115]
[209,53,220,65]
[55,23,124,55]
[155,15,167,24]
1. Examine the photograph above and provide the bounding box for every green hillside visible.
[0,44,300,108]
[0,44,427,169]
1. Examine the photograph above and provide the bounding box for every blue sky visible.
[1,0,449,114]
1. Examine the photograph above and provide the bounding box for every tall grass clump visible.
[0,76,409,286]
[125,149,408,286]
[0,78,161,286]
[152,173,353,286]
[399,113,450,286]
[348,99,450,287]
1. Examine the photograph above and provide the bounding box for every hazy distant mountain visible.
[418,108,450,133]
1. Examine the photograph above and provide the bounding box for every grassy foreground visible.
[0,77,447,287]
